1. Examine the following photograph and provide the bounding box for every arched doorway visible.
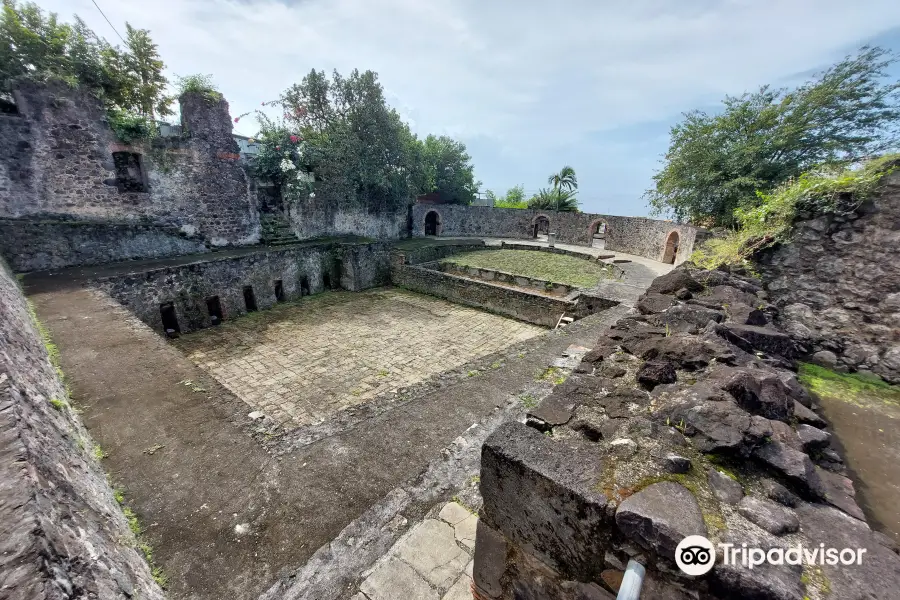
[589,220,608,249]
[424,210,441,236]
[662,231,680,264]
[532,215,550,240]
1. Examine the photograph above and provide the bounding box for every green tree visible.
[0,0,72,88]
[647,46,900,226]
[548,166,578,195]
[420,134,479,204]
[489,184,528,208]
[123,23,172,118]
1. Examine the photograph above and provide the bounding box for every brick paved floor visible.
[173,288,543,427]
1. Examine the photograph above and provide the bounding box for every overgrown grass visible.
[442,249,614,288]
[116,490,169,588]
[691,154,900,269]
[798,363,900,407]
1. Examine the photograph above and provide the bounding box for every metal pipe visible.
[616,559,646,600]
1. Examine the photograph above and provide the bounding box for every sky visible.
[38,0,900,217]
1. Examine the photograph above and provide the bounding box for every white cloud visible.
[38,0,900,214]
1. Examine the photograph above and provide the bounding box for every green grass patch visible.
[520,393,539,409]
[49,397,66,411]
[798,362,900,407]
[442,249,615,289]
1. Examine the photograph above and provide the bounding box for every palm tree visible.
[547,166,578,211]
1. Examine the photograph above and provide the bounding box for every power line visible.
[89,0,126,44]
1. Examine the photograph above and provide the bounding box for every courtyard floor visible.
[174,289,542,427]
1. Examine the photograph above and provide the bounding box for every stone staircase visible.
[260,213,298,246]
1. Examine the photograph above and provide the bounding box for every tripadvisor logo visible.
[675,535,868,575]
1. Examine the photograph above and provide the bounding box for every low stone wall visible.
[0,260,164,600]
[437,262,575,297]
[473,264,900,599]
[392,263,617,327]
[411,204,700,264]
[758,171,900,383]
[95,242,392,334]
[0,218,209,272]
[392,240,487,266]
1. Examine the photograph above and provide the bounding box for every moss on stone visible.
[799,362,900,408]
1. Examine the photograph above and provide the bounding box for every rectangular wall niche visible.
[243,286,258,312]
[159,301,180,336]
[206,296,223,325]
[274,280,285,302]
[112,151,148,193]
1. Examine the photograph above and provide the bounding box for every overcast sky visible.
[40,0,900,216]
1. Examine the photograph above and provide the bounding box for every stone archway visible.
[662,230,680,264]
[589,219,608,249]
[424,210,441,236]
[531,214,551,240]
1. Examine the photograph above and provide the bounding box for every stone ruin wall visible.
[95,241,392,335]
[0,80,260,271]
[0,259,164,600]
[286,194,408,242]
[758,171,900,384]
[472,265,900,600]
[410,204,700,264]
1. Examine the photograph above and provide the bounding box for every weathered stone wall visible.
[410,204,700,263]
[392,263,618,327]
[0,218,208,272]
[95,242,392,334]
[0,80,260,263]
[286,196,407,241]
[473,265,900,599]
[0,260,165,600]
[392,240,487,266]
[758,172,900,383]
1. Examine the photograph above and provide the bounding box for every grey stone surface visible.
[707,469,744,504]
[711,560,803,600]
[792,401,827,428]
[664,399,773,455]
[723,370,795,421]
[817,468,866,521]
[360,557,438,600]
[753,441,826,499]
[0,260,164,600]
[473,520,507,599]
[392,519,470,589]
[761,479,800,508]
[737,496,800,535]
[615,482,707,559]
[636,359,677,389]
[441,573,473,600]
[664,453,691,474]
[481,421,609,580]
[796,423,831,451]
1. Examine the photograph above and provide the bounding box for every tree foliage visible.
[527,188,579,212]
[648,47,900,226]
[253,68,478,211]
[0,1,171,119]
[487,184,527,208]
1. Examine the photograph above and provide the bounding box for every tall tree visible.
[546,165,578,211]
[420,134,479,205]
[123,23,171,118]
[647,46,900,226]
[528,188,579,212]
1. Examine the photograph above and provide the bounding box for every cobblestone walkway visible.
[174,288,542,426]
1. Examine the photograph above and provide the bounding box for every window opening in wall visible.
[160,302,180,337]
[206,296,223,325]
[243,286,258,312]
[274,280,285,302]
[112,151,148,193]
[300,276,310,296]
[0,92,18,114]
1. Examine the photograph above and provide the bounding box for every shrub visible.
[691,154,899,269]
[174,74,222,102]
[107,108,155,143]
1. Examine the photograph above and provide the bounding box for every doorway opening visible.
[243,286,258,312]
[160,302,180,336]
[206,296,223,325]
